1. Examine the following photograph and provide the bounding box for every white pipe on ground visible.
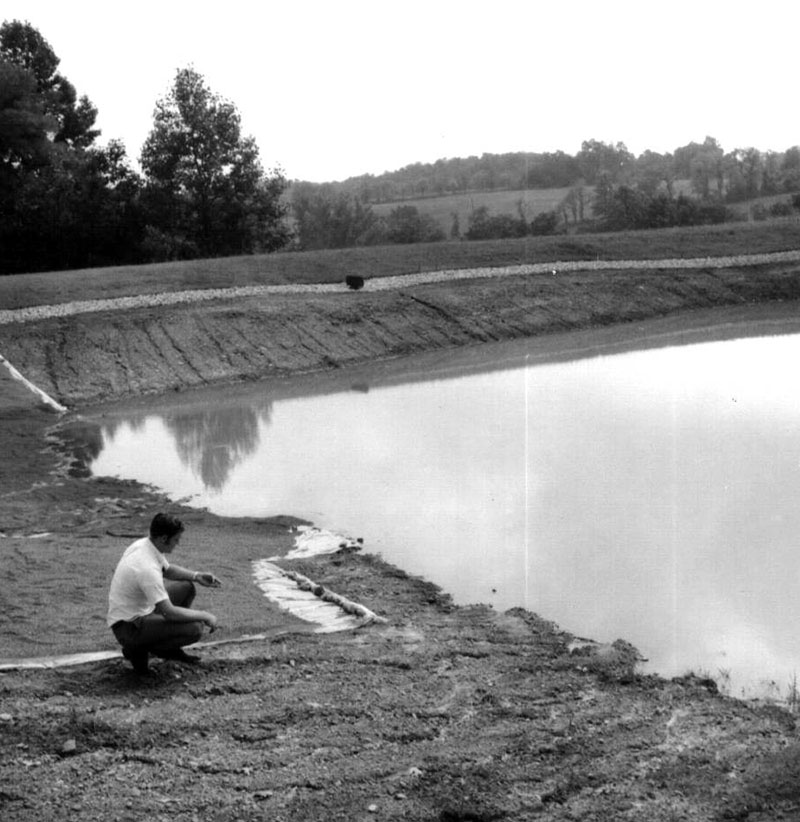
[0,354,67,413]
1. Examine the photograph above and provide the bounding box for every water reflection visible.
[93,395,273,491]
[87,308,800,698]
[164,404,268,491]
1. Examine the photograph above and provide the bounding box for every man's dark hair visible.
[149,512,185,541]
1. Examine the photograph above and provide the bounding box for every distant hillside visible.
[285,141,800,251]
[319,151,584,202]
[293,139,800,210]
[370,181,696,236]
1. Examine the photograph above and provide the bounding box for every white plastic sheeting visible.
[252,560,377,633]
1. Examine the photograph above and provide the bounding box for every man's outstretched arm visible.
[163,564,221,587]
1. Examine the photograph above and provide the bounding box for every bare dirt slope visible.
[3,262,800,407]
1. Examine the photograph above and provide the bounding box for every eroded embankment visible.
[2,262,800,407]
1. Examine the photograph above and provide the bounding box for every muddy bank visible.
[2,261,800,407]
[2,549,800,821]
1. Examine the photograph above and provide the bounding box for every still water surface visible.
[89,313,800,698]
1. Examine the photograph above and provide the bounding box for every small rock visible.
[528,793,544,809]
[0,713,13,722]
[59,738,77,756]
[368,804,378,813]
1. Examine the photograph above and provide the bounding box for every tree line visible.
[2,20,799,273]
[0,20,289,274]
[327,138,800,204]
[292,137,800,247]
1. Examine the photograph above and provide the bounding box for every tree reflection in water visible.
[163,400,273,491]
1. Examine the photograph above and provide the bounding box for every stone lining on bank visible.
[2,249,800,326]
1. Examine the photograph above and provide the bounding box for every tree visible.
[290,184,382,249]
[635,150,675,196]
[759,150,781,195]
[599,185,651,230]
[385,205,444,244]
[782,146,800,192]
[529,210,559,236]
[577,139,634,184]
[524,151,581,188]
[465,206,528,240]
[450,211,461,239]
[140,66,289,258]
[673,137,725,200]
[0,20,99,148]
[560,185,588,225]
[0,60,53,169]
[1,21,143,273]
[728,147,763,201]
[0,61,54,272]
[591,172,616,222]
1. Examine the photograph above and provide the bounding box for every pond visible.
[88,306,800,699]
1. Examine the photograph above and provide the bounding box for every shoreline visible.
[59,306,800,705]
[4,270,800,818]
[5,291,800,663]
[0,300,794,693]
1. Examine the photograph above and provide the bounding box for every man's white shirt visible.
[107,537,170,625]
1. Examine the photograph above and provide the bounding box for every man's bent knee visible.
[166,579,196,608]
[183,621,203,645]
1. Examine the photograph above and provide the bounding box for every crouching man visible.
[108,512,221,675]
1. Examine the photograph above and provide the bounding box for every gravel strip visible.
[2,249,799,326]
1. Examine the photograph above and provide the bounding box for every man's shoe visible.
[158,648,201,665]
[121,646,150,675]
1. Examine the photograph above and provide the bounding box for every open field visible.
[366,182,798,235]
[369,187,574,230]
[1,217,799,312]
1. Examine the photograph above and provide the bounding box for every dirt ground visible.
[4,269,800,820]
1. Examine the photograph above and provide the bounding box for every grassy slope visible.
[0,218,798,311]
[369,186,573,227]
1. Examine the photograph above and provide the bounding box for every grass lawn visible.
[0,217,798,311]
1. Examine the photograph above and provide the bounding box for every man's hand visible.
[195,572,222,588]
[204,613,218,633]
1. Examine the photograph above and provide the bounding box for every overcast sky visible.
[3,0,798,182]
